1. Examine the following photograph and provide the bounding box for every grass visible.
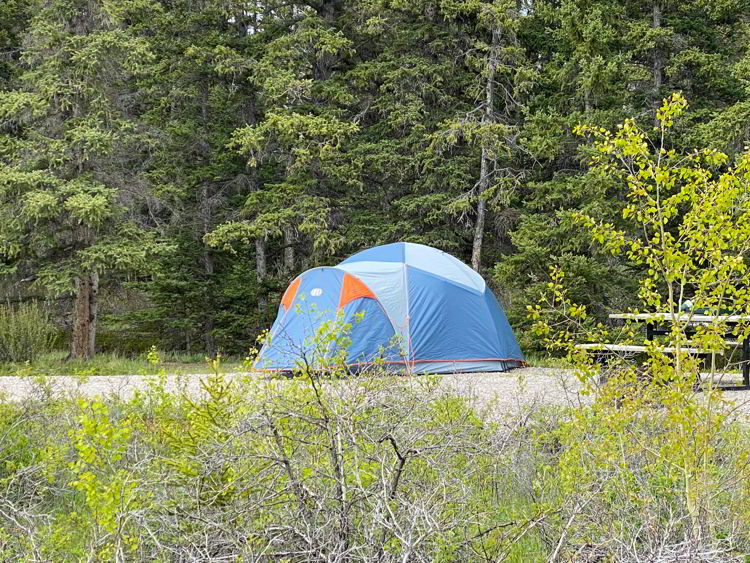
[0,348,570,377]
[0,350,246,376]
[522,352,574,369]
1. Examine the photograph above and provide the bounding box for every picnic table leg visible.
[744,337,750,389]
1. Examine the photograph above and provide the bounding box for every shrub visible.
[528,94,750,559]
[0,323,556,561]
[0,301,58,362]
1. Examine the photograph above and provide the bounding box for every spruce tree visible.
[0,0,160,358]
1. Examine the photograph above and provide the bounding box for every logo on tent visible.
[310,288,322,297]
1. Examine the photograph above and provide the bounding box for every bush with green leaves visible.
[0,301,57,362]
[5,340,750,559]
[0,328,556,561]
[528,94,750,560]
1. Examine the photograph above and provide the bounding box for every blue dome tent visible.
[255,242,524,373]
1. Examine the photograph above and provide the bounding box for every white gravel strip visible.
[3,367,750,420]
[0,368,584,407]
[0,372,212,403]
[440,368,589,416]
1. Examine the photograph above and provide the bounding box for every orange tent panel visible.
[339,273,376,307]
[281,277,301,311]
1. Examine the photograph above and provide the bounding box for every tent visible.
[254,242,524,373]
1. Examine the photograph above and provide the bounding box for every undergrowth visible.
[0,350,245,377]
[0,358,557,561]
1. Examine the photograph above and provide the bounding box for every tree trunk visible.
[70,272,98,360]
[472,173,488,272]
[283,227,295,273]
[197,73,217,357]
[471,26,498,272]
[88,272,98,359]
[203,248,216,356]
[256,237,268,324]
[584,87,592,113]
[200,181,216,357]
[653,0,663,126]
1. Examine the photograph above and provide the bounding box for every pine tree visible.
[0,0,28,90]
[225,0,359,269]
[0,0,161,358]
[426,0,535,272]
[131,0,262,354]
[336,0,484,256]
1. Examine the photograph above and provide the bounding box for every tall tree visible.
[0,0,160,358]
[494,0,750,347]
[340,0,491,256]
[211,1,359,269]
[430,0,533,272]
[132,0,265,354]
[0,0,28,90]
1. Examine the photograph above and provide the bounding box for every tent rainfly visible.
[255,242,524,373]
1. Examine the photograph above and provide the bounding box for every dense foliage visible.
[2,351,750,560]
[525,94,750,558]
[1,0,749,356]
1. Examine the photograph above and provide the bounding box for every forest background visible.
[2,0,749,359]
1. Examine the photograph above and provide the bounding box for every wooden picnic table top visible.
[609,312,750,323]
[575,343,714,354]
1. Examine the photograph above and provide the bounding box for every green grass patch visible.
[523,352,574,369]
[0,350,246,376]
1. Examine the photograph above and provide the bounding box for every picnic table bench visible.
[575,312,750,388]
[575,343,710,355]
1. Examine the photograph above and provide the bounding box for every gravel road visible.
[3,367,750,419]
[0,367,583,405]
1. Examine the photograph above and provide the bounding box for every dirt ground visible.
[4,368,750,421]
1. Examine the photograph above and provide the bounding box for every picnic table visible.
[608,312,750,388]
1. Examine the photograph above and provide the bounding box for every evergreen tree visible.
[0,0,161,358]
[427,0,535,272]
[130,0,262,354]
[0,0,28,89]
[224,0,359,265]
[337,0,483,256]
[1,0,748,357]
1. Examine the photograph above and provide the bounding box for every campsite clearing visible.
[0,368,580,410]
[4,368,750,419]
